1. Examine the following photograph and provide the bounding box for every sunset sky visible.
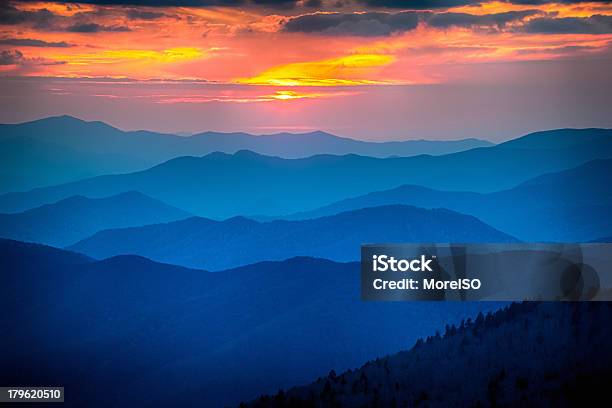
[1,0,611,140]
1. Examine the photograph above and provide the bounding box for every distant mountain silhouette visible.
[68,205,516,270]
[1,127,611,216]
[243,302,612,407]
[0,238,502,407]
[281,159,612,242]
[187,129,492,158]
[0,133,139,194]
[0,191,190,246]
[497,128,612,149]
[0,115,492,193]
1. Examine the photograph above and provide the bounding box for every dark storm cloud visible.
[252,0,295,4]
[357,0,612,7]
[13,0,300,7]
[0,49,66,66]
[304,0,323,7]
[66,23,131,32]
[522,15,612,34]
[0,49,24,65]
[125,9,167,20]
[0,38,72,47]
[283,11,419,36]
[355,0,478,8]
[0,3,55,28]
[282,9,540,36]
[425,10,540,29]
[1,3,132,32]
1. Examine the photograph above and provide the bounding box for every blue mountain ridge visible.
[276,159,612,242]
[0,238,503,408]
[0,115,492,193]
[0,191,191,247]
[0,128,610,217]
[68,204,517,270]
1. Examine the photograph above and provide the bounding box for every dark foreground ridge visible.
[242,302,612,407]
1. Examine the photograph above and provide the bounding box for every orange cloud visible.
[2,1,612,88]
[55,47,209,65]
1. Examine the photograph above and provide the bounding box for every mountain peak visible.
[233,149,262,157]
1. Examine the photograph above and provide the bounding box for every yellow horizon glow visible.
[268,90,358,100]
[237,54,396,87]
